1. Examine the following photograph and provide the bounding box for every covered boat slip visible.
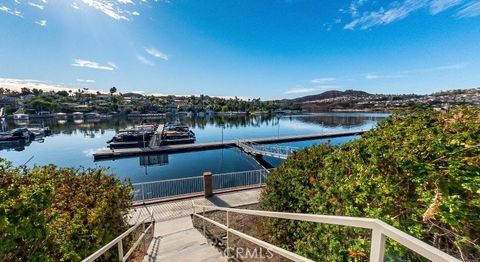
[107,123,196,149]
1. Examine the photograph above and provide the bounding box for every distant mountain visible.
[290,90,371,103]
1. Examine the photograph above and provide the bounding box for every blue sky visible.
[0,0,479,99]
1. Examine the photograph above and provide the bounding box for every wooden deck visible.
[94,130,365,160]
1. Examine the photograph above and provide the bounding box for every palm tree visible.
[110,86,117,96]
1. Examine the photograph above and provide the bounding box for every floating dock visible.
[93,130,366,161]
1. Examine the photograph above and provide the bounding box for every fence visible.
[132,168,271,202]
[132,176,204,202]
[212,169,268,191]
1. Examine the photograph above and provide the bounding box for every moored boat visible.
[0,128,30,144]
[161,123,196,145]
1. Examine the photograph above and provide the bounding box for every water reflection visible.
[0,113,389,182]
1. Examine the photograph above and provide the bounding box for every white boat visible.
[13,113,29,120]
[72,112,84,119]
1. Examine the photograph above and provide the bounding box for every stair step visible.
[144,217,226,262]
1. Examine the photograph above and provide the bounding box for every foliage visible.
[0,160,132,261]
[260,106,480,261]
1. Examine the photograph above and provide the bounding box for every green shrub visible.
[0,160,132,261]
[260,106,480,261]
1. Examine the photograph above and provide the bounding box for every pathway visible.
[128,188,261,224]
[143,216,226,262]
[138,188,261,262]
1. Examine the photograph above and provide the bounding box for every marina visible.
[0,113,386,183]
[93,130,366,160]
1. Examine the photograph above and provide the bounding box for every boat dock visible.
[148,124,164,148]
[93,130,366,160]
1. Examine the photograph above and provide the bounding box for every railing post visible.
[226,210,230,258]
[370,226,386,262]
[203,172,213,197]
[202,207,206,238]
[142,222,146,253]
[141,184,145,201]
[118,240,124,262]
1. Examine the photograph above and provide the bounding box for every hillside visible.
[279,88,480,112]
[290,90,371,103]
[260,106,480,261]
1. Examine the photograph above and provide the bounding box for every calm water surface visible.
[0,113,387,183]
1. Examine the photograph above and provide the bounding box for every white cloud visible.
[430,0,463,14]
[107,62,117,69]
[345,0,428,30]
[71,2,80,9]
[311,77,336,83]
[0,5,23,17]
[145,47,168,60]
[76,79,96,83]
[435,62,468,70]
[28,2,44,10]
[72,59,116,71]
[137,55,155,66]
[0,77,101,94]
[343,0,475,30]
[456,1,480,17]
[285,86,339,94]
[364,73,405,79]
[81,0,129,20]
[35,19,47,26]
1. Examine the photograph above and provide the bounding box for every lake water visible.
[0,113,388,183]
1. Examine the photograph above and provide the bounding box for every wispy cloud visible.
[76,79,96,83]
[285,86,339,94]
[71,2,80,9]
[343,0,480,30]
[430,0,463,14]
[456,1,480,17]
[107,62,117,69]
[77,0,145,21]
[81,0,132,21]
[72,59,116,71]
[28,2,44,10]
[137,55,155,66]
[311,77,336,83]
[364,72,405,80]
[365,62,468,79]
[345,0,427,30]
[35,19,47,26]
[435,62,468,70]
[0,5,23,17]
[145,47,168,60]
[0,77,99,93]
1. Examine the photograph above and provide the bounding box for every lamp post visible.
[277,116,280,138]
[221,126,225,145]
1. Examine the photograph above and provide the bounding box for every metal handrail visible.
[236,139,298,158]
[132,175,203,186]
[82,207,155,262]
[192,203,460,262]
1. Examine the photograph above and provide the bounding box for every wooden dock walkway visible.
[94,130,366,160]
[148,124,164,148]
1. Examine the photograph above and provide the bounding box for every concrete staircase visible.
[144,216,225,262]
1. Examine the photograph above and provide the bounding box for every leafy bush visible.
[0,160,132,261]
[260,106,480,261]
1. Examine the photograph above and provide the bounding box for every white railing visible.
[132,176,204,201]
[192,203,460,262]
[83,208,155,262]
[132,169,273,202]
[237,140,297,159]
[212,169,269,190]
